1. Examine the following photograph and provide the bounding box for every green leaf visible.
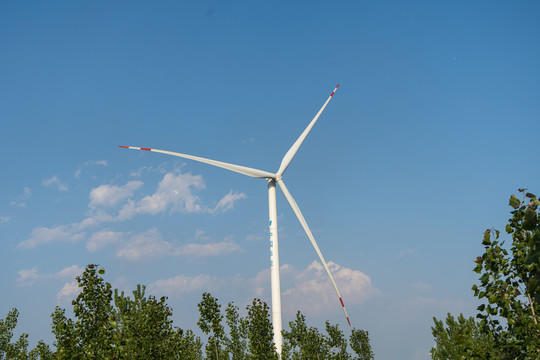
[528,278,538,292]
[523,207,538,230]
[509,195,520,209]
[98,268,105,275]
[482,231,491,245]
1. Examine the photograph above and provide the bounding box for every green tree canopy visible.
[432,190,540,359]
[3,264,373,359]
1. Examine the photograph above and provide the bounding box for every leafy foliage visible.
[197,292,227,360]
[432,190,540,359]
[281,311,372,360]
[52,264,201,359]
[245,299,278,359]
[1,308,54,360]
[3,264,373,359]
[471,190,540,357]
[224,302,247,360]
[430,313,497,359]
[349,329,373,360]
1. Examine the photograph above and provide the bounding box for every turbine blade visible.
[276,84,339,177]
[277,179,351,326]
[119,146,275,179]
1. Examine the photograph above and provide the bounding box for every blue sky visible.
[1,1,539,359]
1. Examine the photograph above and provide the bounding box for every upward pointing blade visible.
[277,179,351,327]
[276,84,339,177]
[119,146,275,179]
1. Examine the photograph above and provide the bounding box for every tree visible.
[349,329,373,360]
[1,308,53,360]
[1,308,22,359]
[245,299,278,360]
[197,292,227,360]
[471,190,540,357]
[113,285,181,359]
[171,328,204,360]
[282,311,328,360]
[4,264,374,359]
[52,264,203,359]
[325,321,350,360]
[52,264,115,359]
[224,302,247,360]
[432,190,540,358]
[430,313,497,360]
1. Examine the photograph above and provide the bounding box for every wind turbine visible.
[119,84,350,355]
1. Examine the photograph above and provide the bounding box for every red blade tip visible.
[119,145,129,148]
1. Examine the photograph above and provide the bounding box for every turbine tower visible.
[120,84,350,355]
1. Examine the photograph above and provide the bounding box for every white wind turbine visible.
[119,84,350,355]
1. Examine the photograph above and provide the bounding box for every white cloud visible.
[116,228,172,260]
[17,265,84,286]
[0,216,10,224]
[89,180,143,208]
[17,224,85,249]
[87,230,124,252]
[57,281,81,302]
[194,229,210,241]
[116,172,206,220]
[246,233,263,242]
[42,176,68,191]
[149,274,218,298]
[56,265,84,279]
[246,261,377,316]
[211,190,247,213]
[10,187,31,207]
[178,241,243,257]
[398,248,415,258]
[115,228,243,261]
[411,282,432,291]
[20,170,246,251]
[75,160,109,178]
[281,261,378,316]
[16,267,40,286]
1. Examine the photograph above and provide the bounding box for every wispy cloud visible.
[17,224,85,249]
[0,216,11,225]
[211,190,247,213]
[89,181,143,208]
[87,230,124,252]
[116,172,207,220]
[10,187,31,207]
[398,248,415,258]
[116,228,172,260]
[411,282,432,291]
[42,176,68,192]
[149,274,220,297]
[17,265,83,286]
[75,160,108,178]
[250,261,378,316]
[57,281,81,303]
[245,233,264,242]
[19,170,247,250]
[178,241,242,257]
[281,261,379,315]
[115,228,243,261]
